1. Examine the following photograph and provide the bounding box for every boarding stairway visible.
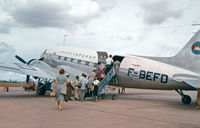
[96,67,116,100]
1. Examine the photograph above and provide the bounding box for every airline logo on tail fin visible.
[192,42,200,55]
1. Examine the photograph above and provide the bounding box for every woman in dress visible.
[96,62,104,81]
[55,68,66,111]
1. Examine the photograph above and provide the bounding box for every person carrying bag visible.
[55,68,67,111]
[60,82,67,95]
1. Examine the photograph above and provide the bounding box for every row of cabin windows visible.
[57,55,97,67]
[59,51,96,59]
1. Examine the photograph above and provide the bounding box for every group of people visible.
[53,55,120,111]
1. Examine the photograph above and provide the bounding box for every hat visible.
[82,73,87,77]
[66,74,69,77]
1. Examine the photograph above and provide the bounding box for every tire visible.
[101,94,105,99]
[112,95,116,100]
[36,83,46,95]
[182,95,191,104]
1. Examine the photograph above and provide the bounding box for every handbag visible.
[90,85,94,91]
[78,82,81,88]
[100,73,105,79]
[50,92,56,97]
[60,83,67,95]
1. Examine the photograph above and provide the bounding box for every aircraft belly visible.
[117,72,195,90]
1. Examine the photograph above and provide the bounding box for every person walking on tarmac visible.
[79,73,88,102]
[71,76,80,100]
[65,74,73,101]
[55,68,67,111]
[105,55,113,73]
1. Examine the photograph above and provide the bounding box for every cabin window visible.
[81,60,86,65]
[73,59,78,63]
[89,62,94,66]
[82,55,85,58]
[67,57,71,62]
[70,58,74,62]
[70,52,72,55]
[78,60,81,64]
[58,56,61,59]
[85,61,89,65]
[86,55,88,58]
[64,57,67,61]
[76,53,78,56]
[79,54,81,57]
[94,63,97,67]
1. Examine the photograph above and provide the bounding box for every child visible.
[93,77,100,102]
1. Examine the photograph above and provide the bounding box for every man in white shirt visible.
[79,73,88,102]
[105,55,113,73]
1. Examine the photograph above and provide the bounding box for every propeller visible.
[15,55,33,83]
[15,55,27,64]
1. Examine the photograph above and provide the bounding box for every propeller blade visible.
[26,75,30,83]
[15,55,27,64]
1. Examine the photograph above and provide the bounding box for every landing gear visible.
[36,82,46,95]
[175,89,191,104]
[112,95,116,100]
[36,79,53,96]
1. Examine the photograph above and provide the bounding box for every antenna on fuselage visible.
[63,34,69,46]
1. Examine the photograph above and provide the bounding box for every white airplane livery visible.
[0,30,200,105]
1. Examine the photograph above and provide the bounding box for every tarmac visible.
[0,87,199,128]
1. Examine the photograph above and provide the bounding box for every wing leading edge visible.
[0,61,56,80]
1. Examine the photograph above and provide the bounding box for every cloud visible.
[140,0,188,25]
[94,0,118,11]
[0,25,10,33]
[0,41,16,54]
[0,0,103,31]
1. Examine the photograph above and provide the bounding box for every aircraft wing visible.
[0,61,56,80]
[173,73,200,89]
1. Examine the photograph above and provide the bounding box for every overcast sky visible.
[0,0,200,81]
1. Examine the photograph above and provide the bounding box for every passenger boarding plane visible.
[0,30,200,105]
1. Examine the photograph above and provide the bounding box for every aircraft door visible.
[97,51,108,63]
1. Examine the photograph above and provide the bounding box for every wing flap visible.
[173,73,200,89]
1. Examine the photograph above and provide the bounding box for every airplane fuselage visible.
[41,46,197,91]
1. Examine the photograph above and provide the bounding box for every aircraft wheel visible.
[182,95,191,104]
[36,84,46,95]
[101,94,105,99]
[112,95,116,100]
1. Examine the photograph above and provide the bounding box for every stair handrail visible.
[98,67,115,94]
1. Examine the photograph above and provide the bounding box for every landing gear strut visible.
[36,82,46,95]
[175,89,191,104]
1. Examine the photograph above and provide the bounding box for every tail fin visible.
[172,30,200,73]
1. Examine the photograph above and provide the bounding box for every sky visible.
[0,0,200,81]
